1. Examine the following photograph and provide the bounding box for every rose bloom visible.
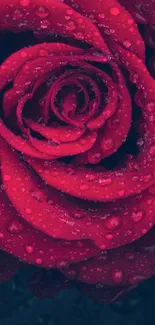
[0,0,155,303]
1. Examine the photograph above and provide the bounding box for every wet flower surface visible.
[0,0,155,303]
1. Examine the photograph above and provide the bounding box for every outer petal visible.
[1,139,155,250]
[0,189,99,267]
[65,0,145,59]
[61,227,155,286]
[0,0,110,53]
[119,0,155,24]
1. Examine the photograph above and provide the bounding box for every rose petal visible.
[0,119,53,159]
[0,43,84,93]
[0,189,99,267]
[25,119,85,144]
[119,0,155,24]
[28,130,97,157]
[61,227,155,286]
[65,0,145,59]
[0,0,110,53]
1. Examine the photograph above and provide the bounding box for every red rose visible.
[0,0,155,303]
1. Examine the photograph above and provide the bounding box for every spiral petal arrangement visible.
[0,0,155,303]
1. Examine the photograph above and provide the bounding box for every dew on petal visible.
[118,189,125,197]
[20,0,30,6]
[112,269,124,284]
[36,258,43,265]
[102,139,114,151]
[143,173,153,183]
[11,9,23,19]
[110,7,120,16]
[80,184,89,191]
[104,216,122,230]
[3,174,11,181]
[66,9,73,15]
[98,177,112,186]
[66,21,76,31]
[146,102,155,112]
[105,233,113,240]
[35,6,49,18]
[25,245,34,253]
[131,210,145,223]
[123,40,132,48]
[20,51,28,58]
[7,220,24,234]
[25,208,32,215]
[98,13,105,19]
[0,233,4,239]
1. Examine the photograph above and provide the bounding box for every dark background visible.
[0,268,154,325]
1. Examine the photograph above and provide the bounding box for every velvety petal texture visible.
[0,0,155,304]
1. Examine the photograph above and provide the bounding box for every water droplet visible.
[20,50,27,58]
[36,258,43,265]
[74,211,85,219]
[112,269,124,284]
[80,184,88,191]
[149,144,155,156]
[3,174,11,181]
[39,48,48,56]
[35,6,49,18]
[104,216,121,230]
[110,7,120,16]
[124,251,135,262]
[88,152,102,164]
[141,228,147,234]
[67,9,73,15]
[57,260,69,269]
[86,174,96,181]
[66,21,76,31]
[31,191,43,202]
[25,245,34,253]
[123,40,132,48]
[143,173,153,183]
[0,233,4,239]
[127,18,134,25]
[25,208,32,215]
[20,0,30,6]
[118,189,125,197]
[7,220,24,234]
[146,102,155,112]
[102,138,114,151]
[98,13,105,19]
[12,8,23,19]
[105,233,113,240]
[40,19,51,29]
[99,177,112,186]
[131,210,145,223]
[74,32,84,40]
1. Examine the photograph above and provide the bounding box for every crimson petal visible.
[0,189,99,267]
[61,227,155,286]
[65,0,145,59]
[0,0,110,53]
